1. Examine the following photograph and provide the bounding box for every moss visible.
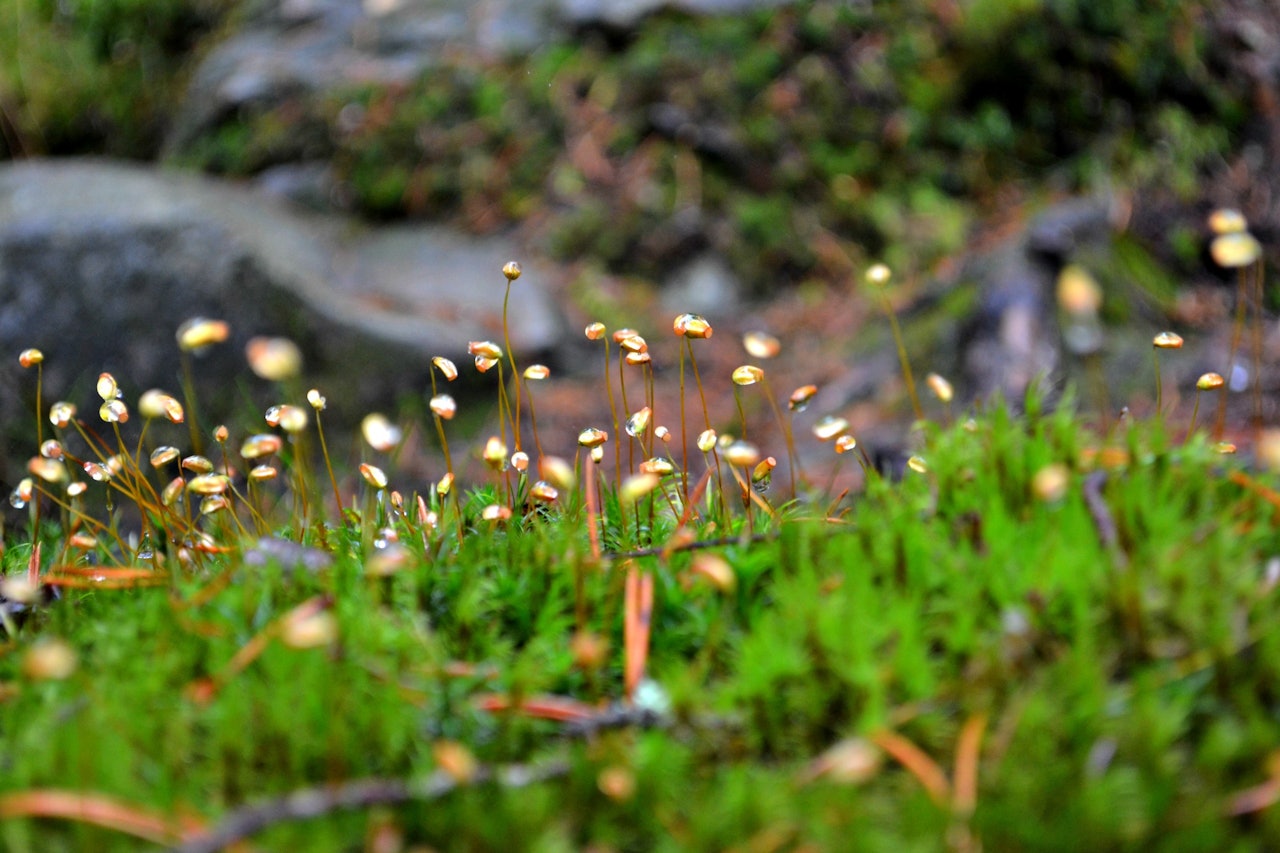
[0,0,237,159]
[159,0,1249,291]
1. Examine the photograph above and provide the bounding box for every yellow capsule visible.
[502,260,522,281]
[474,355,498,373]
[66,482,87,498]
[150,446,180,467]
[865,263,891,287]
[18,348,43,368]
[598,766,637,802]
[482,504,512,522]
[1214,441,1238,455]
[696,429,718,453]
[1208,208,1247,235]
[1152,331,1184,349]
[1211,232,1262,268]
[49,401,76,429]
[10,477,33,508]
[813,415,849,441]
[1056,265,1103,316]
[723,440,760,468]
[802,738,882,785]
[181,455,214,474]
[907,455,928,474]
[625,351,652,366]
[925,373,954,404]
[1258,430,1280,472]
[176,317,230,351]
[99,399,129,424]
[276,405,309,433]
[186,474,231,495]
[611,328,640,343]
[789,384,818,412]
[590,445,604,463]
[834,434,857,454]
[39,440,62,459]
[585,322,607,341]
[540,456,575,490]
[139,389,185,423]
[742,331,780,359]
[23,638,77,681]
[523,364,550,380]
[732,365,765,386]
[432,356,459,381]
[1032,464,1070,502]
[483,436,508,471]
[619,472,661,505]
[161,476,184,505]
[625,407,652,438]
[1196,372,1225,391]
[200,495,231,515]
[437,472,455,496]
[673,313,713,339]
[96,372,119,401]
[306,388,327,410]
[578,428,608,448]
[511,451,530,472]
[359,463,388,490]
[361,413,402,453]
[240,434,283,459]
[639,457,675,476]
[468,340,503,360]
[245,336,303,381]
[751,456,777,490]
[366,544,410,577]
[27,457,66,483]
[619,334,648,354]
[529,480,559,503]
[280,610,338,649]
[429,394,457,420]
[249,464,278,481]
[688,553,735,593]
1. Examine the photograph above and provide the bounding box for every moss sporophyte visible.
[3,236,1279,850]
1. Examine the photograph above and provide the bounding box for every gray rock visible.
[558,0,794,29]
[0,159,563,443]
[164,0,556,158]
[165,0,801,159]
[661,252,741,317]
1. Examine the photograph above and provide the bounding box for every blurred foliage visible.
[289,0,1245,289]
[1,0,1252,290]
[0,0,234,158]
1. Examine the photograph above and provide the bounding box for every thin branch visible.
[1082,471,1128,570]
[605,532,775,561]
[174,759,569,853]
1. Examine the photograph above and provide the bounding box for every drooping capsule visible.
[813,415,849,441]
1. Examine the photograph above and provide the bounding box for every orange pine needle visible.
[0,789,202,846]
[1226,776,1280,816]
[952,713,988,816]
[26,541,40,587]
[1229,470,1280,520]
[869,729,951,806]
[473,693,598,723]
[624,565,654,700]
[584,454,601,561]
